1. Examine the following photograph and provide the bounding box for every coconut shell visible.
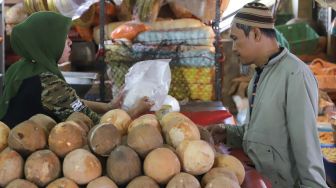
[88,123,121,156]
[214,154,245,185]
[0,148,24,187]
[205,176,240,188]
[8,120,47,156]
[127,124,163,158]
[87,176,118,188]
[0,121,10,152]
[128,114,161,133]
[144,148,181,184]
[66,112,94,133]
[166,172,201,188]
[48,121,86,157]
[100,109,131,135]
[5,179,38,188]
[46,177,79,188]
[107,145,141,186]
[24,150,61,187]
[176,140,214,175]
[63,149,102,185]
[121,135,128,145]
[29,114,57,135]
[126,176,159,188]
[201,167,239,186]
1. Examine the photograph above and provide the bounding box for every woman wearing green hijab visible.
[0,11,153,128]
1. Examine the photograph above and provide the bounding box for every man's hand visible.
[197,125,215,146]
[207,124,227,145]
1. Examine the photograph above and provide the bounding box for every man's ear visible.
[253,27,262,41]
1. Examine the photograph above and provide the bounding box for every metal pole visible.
[214,0,222,101]
[0,1,5,96]
[98,0,106,101]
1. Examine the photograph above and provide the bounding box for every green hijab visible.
[0,11,71,119]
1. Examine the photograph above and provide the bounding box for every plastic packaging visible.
[54,0,98,20]
[162,95,180,112]
[166,0,230,22]
[122,59,171,111]
[110,21,150,41]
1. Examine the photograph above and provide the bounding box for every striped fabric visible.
[232,2,275,29]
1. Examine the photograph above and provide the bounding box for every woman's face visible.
[58,37,72,64]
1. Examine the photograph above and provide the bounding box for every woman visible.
[0,11,153,128]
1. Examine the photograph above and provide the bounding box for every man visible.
[210,3,328,188]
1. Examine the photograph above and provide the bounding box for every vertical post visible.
[98,0,106,101]
[214,0,222,101]
[0,1,4,96]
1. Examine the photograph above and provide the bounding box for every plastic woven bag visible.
[122,59,171,111]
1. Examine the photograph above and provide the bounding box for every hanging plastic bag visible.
[122,59,171,111]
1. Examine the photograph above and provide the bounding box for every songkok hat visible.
[232,2,275,29]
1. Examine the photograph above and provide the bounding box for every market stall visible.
[1,0,336,187]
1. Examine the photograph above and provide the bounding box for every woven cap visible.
[232,2,275,29]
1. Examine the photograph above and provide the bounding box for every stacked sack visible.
[135,19,216,101]
[105,18,216,101]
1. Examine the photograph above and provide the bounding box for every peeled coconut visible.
[107,145,141,186]
[144,147,181,184]
[0,121,10,152]
[161,112,191,130]
[214,154,245,185]
[205,176,240,188]
[166,172,201,188]
[88,123,121,156]
[29,114,57,135]
[48,121,86,157]
[0,148,24,187]
[127,124,163,158]
[100,109,131,135]
[24,150,61,187]
[46,177,78,188]
[66,112,94,134]
[176,140,214,175]
[5,179,38,188]
[126,176,159,188]
[201,167,239,186]
[87,176,118,188]
[128,114,161,133]
[63,149,102,185]
[162,112,200,148]
[8,120,47,156]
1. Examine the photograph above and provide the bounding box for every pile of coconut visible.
[0,109,245,188]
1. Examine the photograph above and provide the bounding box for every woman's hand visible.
[108,87,125,109]
[128,96,154,118]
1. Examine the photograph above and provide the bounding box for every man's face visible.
[230,24,256,65]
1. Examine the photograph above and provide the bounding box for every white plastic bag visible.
[55,0,98,19]
[122,59,171,111]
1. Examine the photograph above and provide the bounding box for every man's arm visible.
[286,70,328,188]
